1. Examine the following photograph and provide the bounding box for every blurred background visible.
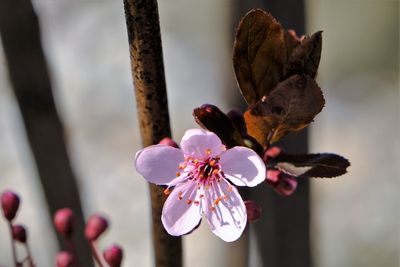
[0,0,398,266]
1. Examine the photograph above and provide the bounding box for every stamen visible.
[178,191,183,200]
[163,188,171,195]
[175,172,181,177]
[205,149,212,155]
[209,160,216,166]
[212,169,219,175]
[199,194,204,198]
[210,206,216,212]
[186,199,192,205]
[194,200,200,205]
[227,186,233,192]
[179,163,186,170]
[214,197,221,205]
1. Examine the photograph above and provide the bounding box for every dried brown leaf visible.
[245,75,325,145]
[233,9,286,104]
[285,31,322,79]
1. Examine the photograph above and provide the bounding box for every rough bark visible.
[123,1,182,266]
[0,0,93,266]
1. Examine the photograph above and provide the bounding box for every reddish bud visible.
[263,146,282,162]
[266,169,281,183]
[85,214,108,241]
[274,176,298,196]
[244,200,262,222]
[54,208,74,238]
[103,244,123,267]
[1,190,20,221]
[266,170,298,196]
[12,224,27,243]
[56,251,75,267]
[159,137,178,148]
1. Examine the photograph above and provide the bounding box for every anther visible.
[205,149,212,155]
[186,199,192,205]
[163,188,171,195]
[175,172,181,177]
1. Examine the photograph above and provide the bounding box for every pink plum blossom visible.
[135,129,266,242]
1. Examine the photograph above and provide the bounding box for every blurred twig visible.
[122,0,182,266]
[0,0,93,266]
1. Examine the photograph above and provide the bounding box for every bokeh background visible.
[0,0,398,266]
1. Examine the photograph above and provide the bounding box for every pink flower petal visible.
[220,147,266,187]
[135,144,184,185]
[161,182,202,236]
[204,179,247,242]
[180,129,223,159]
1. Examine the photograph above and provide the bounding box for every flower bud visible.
[159,137,178,148]
[54,208,74,238]
[12,224,27,243]
[263,146,282,162]
[244,200,262,222]
[103,244,123,267]
[274,174,298,196]
[56,251,75,267]
[266,169,281,183]
[1,190,20,221]
[85,214,108,241]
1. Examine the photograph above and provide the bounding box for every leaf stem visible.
[8,222,20,267]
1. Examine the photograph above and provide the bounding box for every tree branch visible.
[122,1,182,266]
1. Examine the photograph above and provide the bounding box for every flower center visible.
[163,150,232,211]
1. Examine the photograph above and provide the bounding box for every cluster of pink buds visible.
[1,190,35,267]
[263,147,298,196]
[53,210,123,267]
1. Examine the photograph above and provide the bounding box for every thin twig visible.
[89,242,104,267]
[8,222,19,267]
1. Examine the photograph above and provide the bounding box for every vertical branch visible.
[0,0,93,266]
[122,1,182,267]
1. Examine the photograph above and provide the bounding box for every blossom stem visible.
[89,242,105,267]
[123,0,182,266]
[8,222,20,267]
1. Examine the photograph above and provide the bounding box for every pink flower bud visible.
[103,244,123,267]
[244,200,262,222]
[263,146,282,162]
[56,251,75,267]
[54,208,74,238]
[1,190,20,221]
[12,224,27,243]
[159,137,178,148]
[274,175,298,196]
[266,169,281,183]
[85,214,108,241]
